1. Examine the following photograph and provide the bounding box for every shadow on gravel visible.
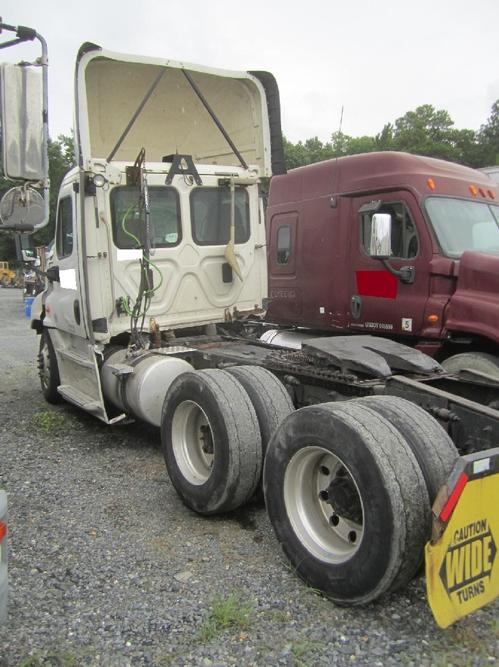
[53,400,163,453]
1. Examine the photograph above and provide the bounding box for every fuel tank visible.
[101,349,192,427]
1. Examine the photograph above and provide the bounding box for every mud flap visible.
[425,448,499,628]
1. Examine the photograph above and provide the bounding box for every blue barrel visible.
[0,490,7,623]
[24,296,35,318]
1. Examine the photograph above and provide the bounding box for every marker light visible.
[488,190,496,200]
[427,178,436,191]
[479,188,486,197]
[469,185,478,196]
[0,522,6,541]
[93,174,107,188]
[427,314,439,323]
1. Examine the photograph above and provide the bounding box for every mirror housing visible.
[0,64,46,181]
[369,213,392,258]
[369,213,415,285]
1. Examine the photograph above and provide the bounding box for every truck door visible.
[267,212,301,323]
[44,182,87,339]
[348,192,432,338]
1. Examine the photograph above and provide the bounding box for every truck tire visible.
[225,366,294,457]
[442,352,499,380]
[356,396,458,503]
[161,369,262,515]
[38,331,61,404]
[263,401,429,605]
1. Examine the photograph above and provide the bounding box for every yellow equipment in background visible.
[0,261,17,287]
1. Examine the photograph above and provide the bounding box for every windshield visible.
[425,197,499,258]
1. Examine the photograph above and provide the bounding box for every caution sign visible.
[426,449,499,628]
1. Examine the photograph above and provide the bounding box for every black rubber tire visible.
[263,401,429,605]
[356,396,458,504]
[38,330,62,404]
[225,366,294,457]
[442,352,499,380]
[161,369,262,515]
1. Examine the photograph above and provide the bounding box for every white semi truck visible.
[0,21,498,627]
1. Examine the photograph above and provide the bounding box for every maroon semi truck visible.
[266,152,499,377]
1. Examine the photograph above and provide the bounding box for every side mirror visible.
[46,266,60,283]
[369,213,415,285]
[0,64,46,181]
[369,213,392,258]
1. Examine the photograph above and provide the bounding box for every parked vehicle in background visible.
[267,153,499,379]
[0,261,17,287]
[0,20,497,628]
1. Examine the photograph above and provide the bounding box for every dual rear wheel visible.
[161,366,458,604]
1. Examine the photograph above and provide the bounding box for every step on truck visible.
[266,152,499,382]
[0,20,497,627]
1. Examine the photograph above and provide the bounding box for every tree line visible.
[0,100,498,260]
[284,100,499,169]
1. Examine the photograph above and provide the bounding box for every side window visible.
[191,187,250,245]
[277,225,291,264]
[361,202,419,259]
[56,196,73,259]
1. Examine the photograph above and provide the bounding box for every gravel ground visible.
[0,288,497,667]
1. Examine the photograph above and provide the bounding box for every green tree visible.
[389,105,459,160]
[331,131,377,156]
[33,133,75,246]
[283,136,334,168]
[477,100,499,166]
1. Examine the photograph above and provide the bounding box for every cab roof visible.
[269,152,499,204]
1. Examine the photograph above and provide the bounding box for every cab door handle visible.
[351,295,362,319]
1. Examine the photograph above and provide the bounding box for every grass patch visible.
[32,410,65,433]
[198,592,253,643]
[19,652,80,667]
[290,640,316,667]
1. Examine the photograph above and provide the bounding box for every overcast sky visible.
[1,0,498,143]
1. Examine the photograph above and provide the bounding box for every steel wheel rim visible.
[171,400,214,485]
[284,446,364,563]
[39,340,51,390]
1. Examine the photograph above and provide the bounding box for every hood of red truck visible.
[445,250,499,344]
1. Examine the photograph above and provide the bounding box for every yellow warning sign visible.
[426,471,499,628]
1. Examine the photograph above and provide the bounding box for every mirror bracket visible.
[379,258,415,285]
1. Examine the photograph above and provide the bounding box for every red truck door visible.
[348,192,432,338]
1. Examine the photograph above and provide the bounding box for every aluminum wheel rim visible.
[171,400,214,485]
[284,446,364,563]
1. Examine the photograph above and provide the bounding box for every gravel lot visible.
[0,288,497,666]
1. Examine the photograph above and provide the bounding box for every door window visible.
[56,196,74,259]
[361,202,419,259]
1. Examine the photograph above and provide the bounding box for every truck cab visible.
[266,152,499,373]
[25,45,284,422]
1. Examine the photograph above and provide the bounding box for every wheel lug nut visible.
[320,466,330,475]
[319,490,329,501]
[330,514,340,526]
[348,531,357,543]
